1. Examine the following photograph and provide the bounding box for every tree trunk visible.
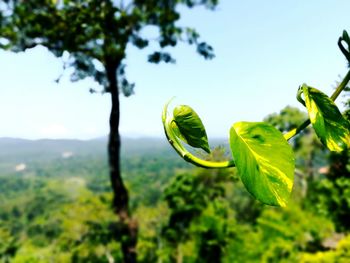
[107,63,138,263]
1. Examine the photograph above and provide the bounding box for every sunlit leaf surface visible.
[230,122,295,207]
[302,84,350,152]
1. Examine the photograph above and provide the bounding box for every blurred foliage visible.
[226,203,334,263]
[300,234,350,262]
[264,106,307,133]
[1,100,350,262]
[161,150,235,262]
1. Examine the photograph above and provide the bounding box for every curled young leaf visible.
[343,30,350,44]
[230,122,295,207]
[338,30,350,64]
[302,84,350,152]
[170,121,188,144]
[296,86,306,107]
[173,105,210,153]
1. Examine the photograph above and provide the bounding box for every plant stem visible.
[284,69,350,141]
[162,101,235,169]
[331,69,350,100]
[283,119,310,141]
[164,69,350,168]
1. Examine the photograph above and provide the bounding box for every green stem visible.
[162,101,235,169]
[331,69,350,100]
[164,69,350,168]
[284,69,350,141]
[283,119,310,141]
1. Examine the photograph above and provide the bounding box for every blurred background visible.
[0,0,350,262]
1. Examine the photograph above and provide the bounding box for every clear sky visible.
[0,0,350,140]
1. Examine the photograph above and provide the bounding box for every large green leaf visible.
[229,122,295,207]
[173,105,210,153]
[302,84,350,152]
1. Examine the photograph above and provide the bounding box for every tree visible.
[0,0,218,262]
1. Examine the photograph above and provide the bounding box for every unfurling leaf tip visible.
[173,105,210,153]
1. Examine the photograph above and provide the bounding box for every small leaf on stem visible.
[173,105,210,153]
[302,84,350,152]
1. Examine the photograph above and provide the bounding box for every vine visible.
[162,30,350,207]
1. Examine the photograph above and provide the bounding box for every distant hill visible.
[0,136,169,165]
[0,136,229,174]
[0,137,106,161]
[0,136,229,157]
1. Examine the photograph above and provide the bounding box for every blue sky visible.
[0,0,349,139]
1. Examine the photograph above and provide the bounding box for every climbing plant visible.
[162,30,350,208]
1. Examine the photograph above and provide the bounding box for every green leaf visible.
[302,84,350,152]
[229,122,295,207]
[173,105,210,153]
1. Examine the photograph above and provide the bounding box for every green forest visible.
[1,102,350,262]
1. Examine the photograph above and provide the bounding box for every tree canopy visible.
[0,1,220,261]
[0,0,216,94]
